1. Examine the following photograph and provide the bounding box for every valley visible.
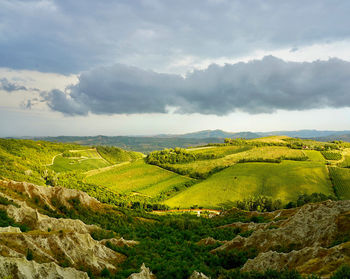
[0,136,350,278]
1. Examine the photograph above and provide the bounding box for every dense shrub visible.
[235,196,283,212]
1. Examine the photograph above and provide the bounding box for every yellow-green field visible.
[164,160,332,209]
[50,149,109,172]
[85,160,193,196]
[329,167,350,200]
[303,150,326,162]
[188,145,252,157]
[165,146,307,176]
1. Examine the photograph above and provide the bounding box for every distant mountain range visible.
[157,129,260,139]
[156,129,350,139]
[10,129,350,153]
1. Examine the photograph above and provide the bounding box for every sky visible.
[1,0,350,137]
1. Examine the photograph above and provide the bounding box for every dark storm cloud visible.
[39,56,350,116]
[0,78,27,92]
[1,0,350,73]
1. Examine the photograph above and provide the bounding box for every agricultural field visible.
[164,161,332,209]
[303,150,326,162]
[321,151,342,160]
[49,149,110,172]
[163,146,307,178]
[247,135,290,144]
[85,159,193,197]
[338,149,350,168]
[187,145,252,157]
[329,167,350,199]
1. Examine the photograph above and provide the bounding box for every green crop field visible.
[85,159,193,197]
[188,145,252,157]
[329,167,350,199]
[164,161,332,209]
[50,149,110,172]
[164,146,307,177]
[303,150,325,162]
[321,151,342,160]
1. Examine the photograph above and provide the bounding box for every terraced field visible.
[164,160,332,209]
[85,159,193,196]
[164,146,307,177]
[50,149,109,172]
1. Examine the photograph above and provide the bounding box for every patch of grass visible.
[164,161,333,209]
[50,149,110,172]
[85,160,193,197]
[303,150,325,163]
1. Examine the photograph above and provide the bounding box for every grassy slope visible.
[96,146,143,164]
[85,160,193,196]
[165,146,306,176]
[0,139,81,184]
[164,160,332,209]
[50,148,110,172]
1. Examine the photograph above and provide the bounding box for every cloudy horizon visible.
[1,0,350,136]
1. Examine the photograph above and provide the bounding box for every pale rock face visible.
[100,237,139,247]
[0,256,89,279]
[189,271,210,279]
[213,200,350,253]
[211,200,350,277]
[241,242,350,276]
[127,263,156,279]
[0,180,101,210]
[0,226,21,233]
[0,231,126,272]
[5,200,99,234]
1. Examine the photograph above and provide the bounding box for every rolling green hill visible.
[84,159,194,198]
[1,137,350,212]
[164,160,333,209]
[155,145,307,178]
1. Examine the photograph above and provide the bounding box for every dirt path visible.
[45,153,63,166]
[152,209,221,215]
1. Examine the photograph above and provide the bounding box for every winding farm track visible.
[45,153,63,166]
[152,209,221,215]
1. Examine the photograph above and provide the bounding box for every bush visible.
[331,265,350,278]
[26,249,34,261]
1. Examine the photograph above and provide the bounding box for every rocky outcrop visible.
[213,200,350,253]
[0,230,125,273]
[241,242,350,277]
[0,255,89,279]
[127,263,156,279]
[212,200,350,277]
[100,237,139,247]
[0,180,101,210]
[189,271,210,279]
[0,226,21,233]
[5,200,98,234]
